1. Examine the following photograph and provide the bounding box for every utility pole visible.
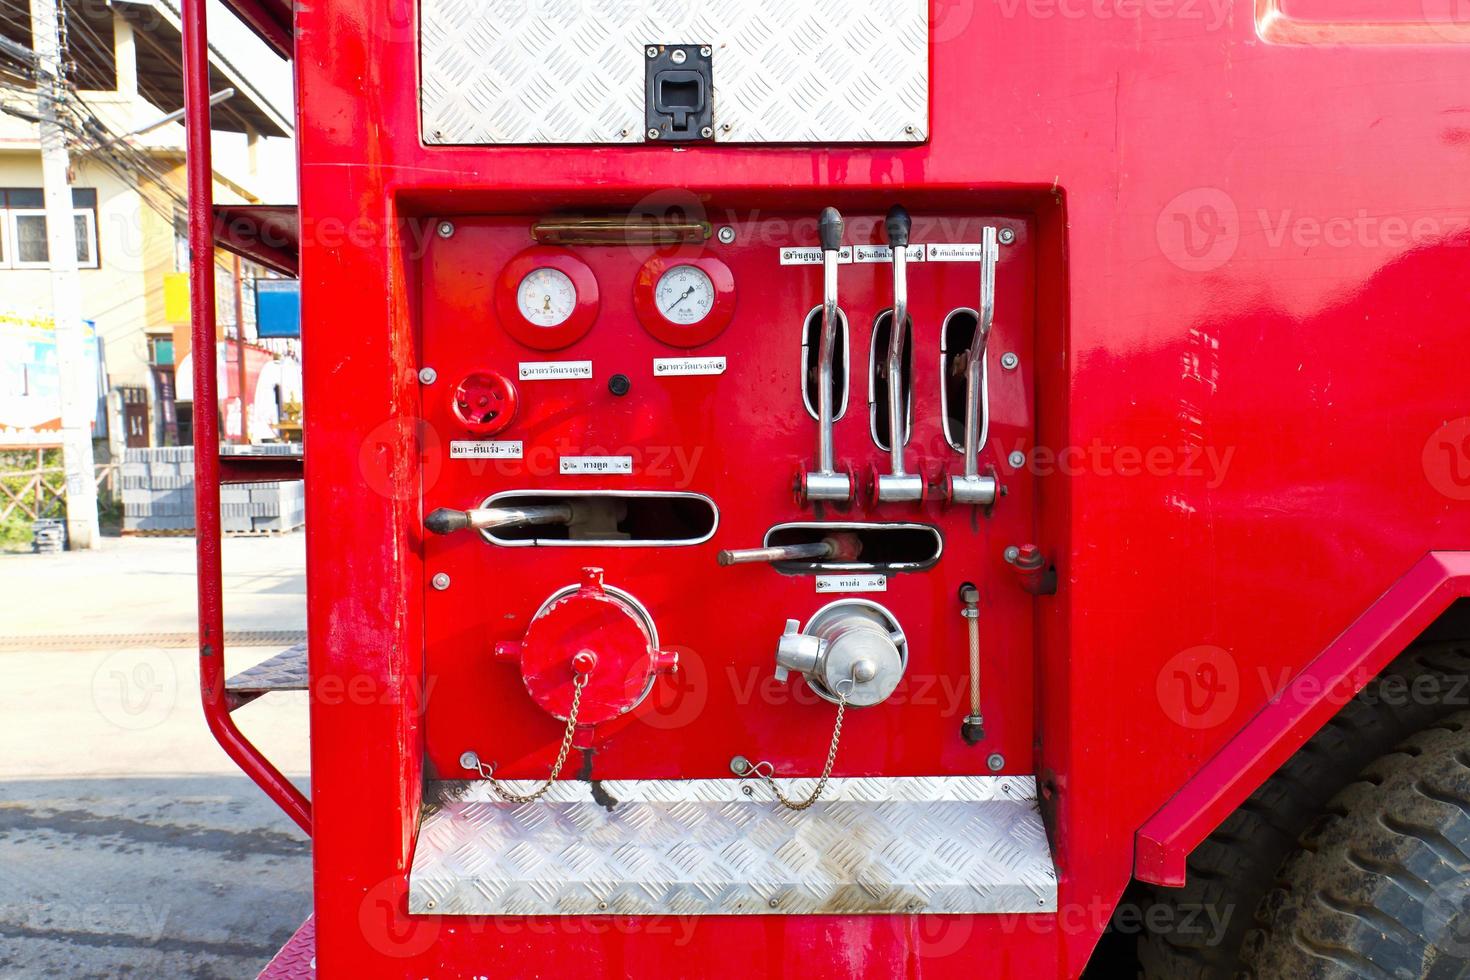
[233,254,249,443]
[31,0,98,549]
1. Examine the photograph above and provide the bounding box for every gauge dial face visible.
[516,268,577,327]
[654,265,716,325]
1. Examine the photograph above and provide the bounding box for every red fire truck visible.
[185,0,1470,975]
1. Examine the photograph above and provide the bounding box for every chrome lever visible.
[948,225,999,506]
[717,533,862,567]
[800,207,853,504]
[876,205,924,503]
[425,503,574,535]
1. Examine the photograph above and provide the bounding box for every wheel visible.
[1244,711,1470,979]
[1134,642,1470,979]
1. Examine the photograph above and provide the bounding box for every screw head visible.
[647,128,660,140]
[730,755,750,775]
[437,221,454,238]
[418,367,437,385]
[670,48,687,64]
[1003,545,1021,564]
[717,225,736,244]
[700,126,714,139]
[1007,450,1026,469]
[646,46,658,58]
[432,572,451,591]
[998,227,1016,245]
[987,753,1005,772]
[459,751,479,770]
[721,122,732,132]
[905,125,916,134]
[1000,352,1019,371]
[700,45,712,57]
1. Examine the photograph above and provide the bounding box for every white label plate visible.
[519,360,593,381]
[854,244,926,263]
[560,456,633,475]
[779,246,854,266]
[654,357,727,377]
[449,440,523,459]
[815,574,888,593]
[926,244,988,262]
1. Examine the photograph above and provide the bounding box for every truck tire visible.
[1242,711,1470,978]
[1134,641,1470,979]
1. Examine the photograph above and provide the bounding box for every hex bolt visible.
[1007,450,1026,469]
[671,48,687,64]
[1003,545,1021,564]
[437,221,454,238]
[418,367,437,385]
[700,126,714,139]
[432,572,451,591]
[987,753,1005,772]
[717,225,737,244]
[998,227,1016,245]
[1000,352,1019,371]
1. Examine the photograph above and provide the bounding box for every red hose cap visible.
[507,567,662,725]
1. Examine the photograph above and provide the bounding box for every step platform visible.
[409,775,1056,916]
[227,642,308,708]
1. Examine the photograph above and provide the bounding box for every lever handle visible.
[425,504,575,535]
[885,205,911,248]
[818,207,845,252]
[718,533,862,566]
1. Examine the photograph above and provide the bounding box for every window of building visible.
[0,187,100,269]
[148,335,174,366]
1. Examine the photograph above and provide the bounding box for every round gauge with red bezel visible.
[494,246,600,350]
[633,255,736,348]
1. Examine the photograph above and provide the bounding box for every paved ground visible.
[0,534,312,979]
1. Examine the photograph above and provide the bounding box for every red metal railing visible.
[183,0,311,835]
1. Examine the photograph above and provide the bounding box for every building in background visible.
[0,0,299,454]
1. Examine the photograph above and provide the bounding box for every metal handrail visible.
[183,0,311,835]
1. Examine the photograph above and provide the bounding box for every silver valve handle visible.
[949,226,1000,506]
[425,503,574,535]
[802,207,853,504]
[876,204,924,503]
[717,533,862,567]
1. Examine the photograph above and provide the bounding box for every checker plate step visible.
[409,776,1056,916]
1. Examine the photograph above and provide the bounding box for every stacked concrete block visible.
[220,481,306,533]
[122,446,305,534]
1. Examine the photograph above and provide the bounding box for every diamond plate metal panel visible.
[420,0,929,145]
[409,778,1056,915]
[226,642,308,694]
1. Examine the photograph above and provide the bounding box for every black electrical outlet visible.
[645,44,713,143]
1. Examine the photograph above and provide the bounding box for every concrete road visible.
[0,534,312,979]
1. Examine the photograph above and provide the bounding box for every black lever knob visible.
[885,205,911,248]
[425,507,470,535]
[818,207,845,252]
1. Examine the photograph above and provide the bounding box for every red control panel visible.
[418,207,1039,782]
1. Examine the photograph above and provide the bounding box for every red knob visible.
[451,371,518,435]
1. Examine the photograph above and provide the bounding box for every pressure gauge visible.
[516,268,577,327]
[634,256,736,348]
[654,265,715,325]
[494,247,600,350]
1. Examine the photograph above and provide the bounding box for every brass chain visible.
[482,672,588,804]
[752,687,848,811]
